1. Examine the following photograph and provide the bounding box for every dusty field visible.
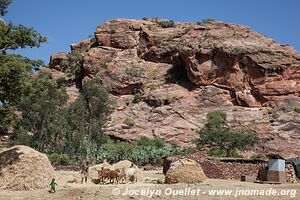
[0,169,299,200]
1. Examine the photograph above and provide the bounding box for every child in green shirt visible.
[49,178,58,193]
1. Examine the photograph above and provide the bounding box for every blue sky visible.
[4,0,300,63]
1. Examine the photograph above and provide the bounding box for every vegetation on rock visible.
[196,110,260,157]
[123,117,135,127]
[197,18,215,25]
[158,20,175,28]
[294,107,300,113]
[60,50,84,79]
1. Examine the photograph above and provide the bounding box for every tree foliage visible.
[60,50,84,78]
[196,110,260,157]
[12,72,70,153]
[13,76,112,158]
[0,0,11,17]
[94,137,183,165]
[0,54,43,105]
[0,1,46,130]
[79,78,113,140]
[0,21,46,52]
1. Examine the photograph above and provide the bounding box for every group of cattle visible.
[97,164,138,184]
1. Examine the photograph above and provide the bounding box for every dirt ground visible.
[0,169,299,200]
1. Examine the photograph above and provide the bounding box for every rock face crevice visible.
[48,18,300,154]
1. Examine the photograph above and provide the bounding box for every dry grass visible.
[0,145,55,191]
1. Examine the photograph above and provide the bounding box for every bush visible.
[182,147,197,154]
[124,117,135,127]
[197,18,215,25]
[48,153,72,166]
[158,20,175,28]
[60,50,84,78]
[133,91,144,103]
[207,149,227,157]
[294,108,300,113]
[271,111,280,119]
[206,110,226,127]
[157,179,164,184]
[165,96,175,105]
[126,66,142,77]
[251,153,265,159]
[137,136,165,148]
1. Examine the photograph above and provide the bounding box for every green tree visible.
[196,110,259,157]
[0,0,46,130]
[13,72,70,153]
[79,78,112,140]
[63,78,113,159]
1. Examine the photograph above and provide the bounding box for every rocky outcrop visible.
[48,18,300,154]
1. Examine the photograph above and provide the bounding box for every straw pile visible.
[0,145,55,191]
[112,160,144,182]
[165,159,207,184]
[89,160,112,179]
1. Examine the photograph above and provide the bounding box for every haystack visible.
[165,159,206,184]
[89,160,144,182]
[112,160,144,182]
[89,160,112,179]
[0,145,55,191]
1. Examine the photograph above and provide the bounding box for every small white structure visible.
[269,158,285,172]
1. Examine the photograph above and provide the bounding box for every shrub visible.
[124,117,135,127]
[158,20,175,28]
[142,17,149,21]
[251,153,265,159]
[182,147,197,154]
[197,18,215,25]
[137,136,165,148]
[271,112,280,119]
[60,50,84,78]
[133,91,144,103]
[165,96,175,105]
[206,110,227,128]
[157,179,164,184]
[88,34,96,43]
[48,153,72,166]
[294,108,300,113]
[126,66,142,77]
[207,149,227,157]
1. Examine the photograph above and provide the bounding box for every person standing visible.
[80,161,90,184]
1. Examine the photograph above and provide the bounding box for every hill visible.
[48,18,300,156]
